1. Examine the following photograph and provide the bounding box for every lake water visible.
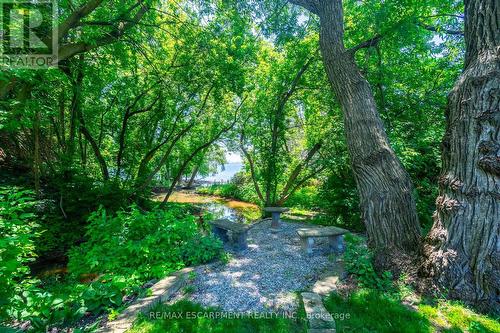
[164,191,261,223]
[201,163,243,183]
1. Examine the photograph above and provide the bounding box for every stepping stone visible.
[301,292,335,332]
[312,261,345,296]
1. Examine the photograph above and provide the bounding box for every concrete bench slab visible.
[263,207,289,231]
[209,219,251,251]
[297,226,348,255]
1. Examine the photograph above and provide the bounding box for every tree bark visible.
[423,0,499,313]
[186,163,200,188]
[289,0,422,256]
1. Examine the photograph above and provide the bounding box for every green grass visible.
[418,300,500,333]
[323,289,500,333]
[129,300,306,333]
[324,289,431,333]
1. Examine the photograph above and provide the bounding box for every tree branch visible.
[348,34,383,53]
[57,0,104,40]
[418,23,464,36]
[159,97,247,206]
[240,131,265,203]
[287,0,320,15]
[58,1,150,61]
[278,140,322,203]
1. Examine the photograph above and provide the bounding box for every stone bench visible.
[263,207,289,232]
[297,226,349,255]
[209,219,251,251]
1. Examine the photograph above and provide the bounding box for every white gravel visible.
[171,219,339,312]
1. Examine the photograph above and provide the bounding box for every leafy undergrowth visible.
[129,300,306,333]
[325,234,500,333]
[2,202,223,331]
[197,183,259,205]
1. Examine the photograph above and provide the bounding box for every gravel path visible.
[171,219,340,312]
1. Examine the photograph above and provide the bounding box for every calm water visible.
[201,163,243,183]
[165,191,261,223]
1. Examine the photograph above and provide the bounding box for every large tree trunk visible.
[290,0,421,257]
[424,0,499,313]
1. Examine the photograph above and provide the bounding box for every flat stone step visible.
[301,292,335,331]
[312,261,345,296]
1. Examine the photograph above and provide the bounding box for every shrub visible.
[68,204,222,280]
[318,170,362,231]
[343,234,392,290]
[0,187,39,321]
[35,173,133,258]
[285,186,319,209]
[3,204,223,330]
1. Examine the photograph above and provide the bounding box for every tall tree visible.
[424,0,499,312]
[238,37,330,207]
[288,0,422,257]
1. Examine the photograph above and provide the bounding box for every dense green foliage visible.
[343,234,393,290]
[0,188,39,319]
[68,204,222,278]
[0,198,221,330]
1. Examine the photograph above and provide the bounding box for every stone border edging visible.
[301,292,336,333]
[97,267,194,333]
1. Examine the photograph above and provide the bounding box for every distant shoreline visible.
[200,162,243,183]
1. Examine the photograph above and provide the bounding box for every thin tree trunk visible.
[278,140,322,203]
[265,57,314,206]
[78,113,110,181]
[186,164,200,188]
[33,110,41,195]
[289,0,421,257]
[159,98,245,206]
[423,0,499,313]
[70,59,109,180]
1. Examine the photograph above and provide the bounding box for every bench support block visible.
[271,212,281,232]
[301,237,315,255]
[232,231,248,251]
[329,235,344,254]
[212,226,229,243]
